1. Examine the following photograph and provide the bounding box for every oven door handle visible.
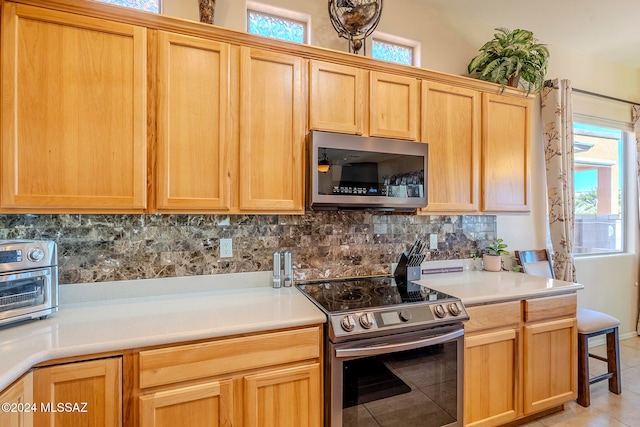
[334,328,464,358]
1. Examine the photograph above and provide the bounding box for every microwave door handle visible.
[334,328,464,359]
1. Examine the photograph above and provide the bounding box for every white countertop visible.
[0,273,326,391]
[414,270,584,305]
[0,268,584,391]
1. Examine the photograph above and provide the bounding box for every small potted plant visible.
[483,238,509,272]
[467,27,550,95]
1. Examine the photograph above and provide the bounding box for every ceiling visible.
[424,0,640,69]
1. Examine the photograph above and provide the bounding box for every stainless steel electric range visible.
[297,276,468,427]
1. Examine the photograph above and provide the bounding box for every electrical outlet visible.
[220,238,233,258]
[429,233,438,250]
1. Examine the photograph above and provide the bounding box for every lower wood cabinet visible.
[0,372,33,427]
[464,294,577,427]
[136,326,323,427]
[33,357,122,427]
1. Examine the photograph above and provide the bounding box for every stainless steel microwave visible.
[307,131,428,211]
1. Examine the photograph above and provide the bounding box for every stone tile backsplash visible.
[0,213,496,285]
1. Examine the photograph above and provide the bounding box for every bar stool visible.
[514,250,623,407]
[576,308,621,407]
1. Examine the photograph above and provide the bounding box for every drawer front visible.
[464,301,521,333]
[139,326,321,389]
[524,294,577,323]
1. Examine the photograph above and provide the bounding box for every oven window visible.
[0,276,45,311]
[342,341,458,427]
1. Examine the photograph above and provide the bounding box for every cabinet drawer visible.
[464,301,521,333]
[524,294,576,323]
[139,326,321,389]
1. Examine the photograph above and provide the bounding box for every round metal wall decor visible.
[328,0,383,55]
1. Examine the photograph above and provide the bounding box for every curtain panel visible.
[633,105,640,335]
[540,79,577,282]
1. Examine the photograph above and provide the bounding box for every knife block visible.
[393,253,421,292]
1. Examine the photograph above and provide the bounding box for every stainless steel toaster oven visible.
[0,240,58,327]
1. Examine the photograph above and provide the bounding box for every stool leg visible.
[607,328,621,395]
[577,333,590,407]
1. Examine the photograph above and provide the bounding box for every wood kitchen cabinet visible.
[33,357,122,427]
[463,294,577,427]
[0,372,33,427]
[155,31,231,212]
[0,3,147,213]
[420,82,480,212]
[481,93,531,212]
[136,326,323,427]
[309,61,419,141]
[238,47,306,213]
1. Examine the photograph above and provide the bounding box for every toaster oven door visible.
[0,267,57,325]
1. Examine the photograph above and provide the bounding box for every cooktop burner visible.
[297,276,454,313]
[296,276,469,342]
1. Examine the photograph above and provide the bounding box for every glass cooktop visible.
[296,276,457,314]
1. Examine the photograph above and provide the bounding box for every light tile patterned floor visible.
[521,335,640,427]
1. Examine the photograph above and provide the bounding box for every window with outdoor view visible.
[247,9,307,44]
[96,0,159,13]
[573,122,626,254]
[372,39,414,65]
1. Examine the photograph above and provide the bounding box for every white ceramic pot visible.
[482,254,502,272]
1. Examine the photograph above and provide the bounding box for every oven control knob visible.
[340,315,356,332]
[448,303,462,316]
[399,310,412,322]
[434,304,447,318]
[359,312,375,329]
[27,247,45,262]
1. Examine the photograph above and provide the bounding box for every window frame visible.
[370,31,421,67]
[246,1,311,44]
[96,0,161,13]
[572,114,633,257]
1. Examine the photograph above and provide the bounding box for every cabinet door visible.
[1,3,147,212]
[238,47,305,213]
[421,82,480,212]
[244,363,321,427]
[369,71,419,140]
[139,380,234,427]
[0,373,33,427]
[464,329,518,427]
[523,317,577,414]
[156,31,231,211]
[481,94,531,212]
[309,60,366,135]
[33,358,122,427]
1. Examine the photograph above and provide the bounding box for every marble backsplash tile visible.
[0,213,496,285]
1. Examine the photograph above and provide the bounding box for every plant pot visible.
[507,74,520,88]
[482,254,502,272]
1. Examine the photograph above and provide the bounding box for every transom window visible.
[96,0,160,13]
[246,2,309,44]
[372,39,413,65]
[573,121,627,255]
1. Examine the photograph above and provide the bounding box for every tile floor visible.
[521,335,640,427]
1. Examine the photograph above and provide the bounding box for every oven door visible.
[327,324,464,427]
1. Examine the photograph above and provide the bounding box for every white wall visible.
[161,0,640,336]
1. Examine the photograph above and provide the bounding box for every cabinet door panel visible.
[239,47,305,212]
[0,373,33,427]
[464,329,518,427]
[139,380,233,427]
[370,72,418,140]
[1,4,146,211]
[244,363,321,427]
[482,94,531,212]
[523,318,577,414]
[309,60,366,135]
[156,31,230,211]
[33,358,122,427]
[421,82,480,212]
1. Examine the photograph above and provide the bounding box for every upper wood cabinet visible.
[238,47,306,213]
[309,60,367,135]
[481,93,531,212]
[420,82,480,213]
[370,71,419,141]
[308,61,419,141]
[0,3,147,213]
[33,357,122,427]
[155,31,231,212]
